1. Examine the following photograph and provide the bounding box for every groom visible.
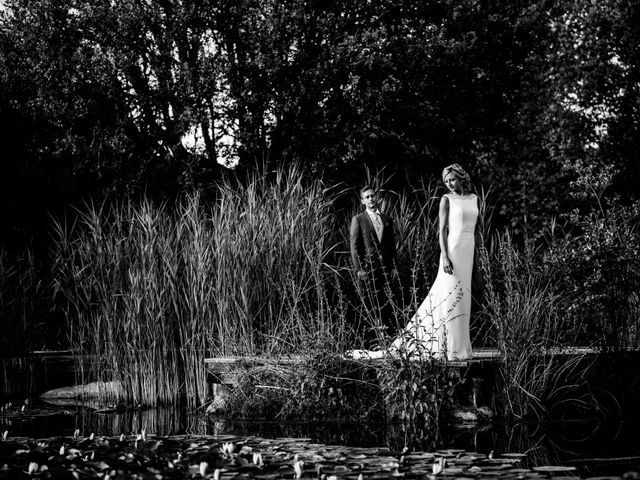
[349,185,398,338]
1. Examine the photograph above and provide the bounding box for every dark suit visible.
[349,211,397,276]
[349,210,398,341]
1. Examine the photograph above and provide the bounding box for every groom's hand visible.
[357,270,367,280]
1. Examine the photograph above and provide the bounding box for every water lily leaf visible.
[86,461,110,470]
[406,453,436,460]
[533,466,577,472]
[443,466,465,474]
[582,477,621,480]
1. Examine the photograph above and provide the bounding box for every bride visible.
[351,164,480,361]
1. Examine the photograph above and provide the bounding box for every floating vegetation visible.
[0,430,614,480]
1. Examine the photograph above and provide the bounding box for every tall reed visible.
[53,165,352,407]
[207,165,349,354]
[53,199,193,406]
[478,233,588,420]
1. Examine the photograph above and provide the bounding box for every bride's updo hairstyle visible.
[442,163,471,192]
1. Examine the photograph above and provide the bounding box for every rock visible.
[40,381,120,400]
[452,409,479,423]
[451,406,494,424]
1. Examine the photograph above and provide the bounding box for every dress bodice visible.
[445,193,478,235]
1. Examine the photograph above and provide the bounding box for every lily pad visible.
[533,466,578,472]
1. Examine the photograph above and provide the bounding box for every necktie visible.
[372,212,383,241]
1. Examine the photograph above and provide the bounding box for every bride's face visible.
[444,172,463,194]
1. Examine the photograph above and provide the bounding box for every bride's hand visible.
[443,257,453,274]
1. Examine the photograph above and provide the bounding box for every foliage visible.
[219,350,459,444]
[223,354,383,421]
[3,0,640,248]
[53,197,210,407]
[544,159,640,349]
[377,355,458,427]
[478,234,594,420]
[0,0,227,187]
[51,165,358,406]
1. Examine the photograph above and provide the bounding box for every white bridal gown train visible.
[350,193,477,361]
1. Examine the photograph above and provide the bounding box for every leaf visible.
[533,465,577,472]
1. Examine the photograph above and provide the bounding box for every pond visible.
[2,401,640,478]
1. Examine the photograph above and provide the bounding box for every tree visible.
[2,0,639,243]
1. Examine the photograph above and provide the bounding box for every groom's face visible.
[360,189,379,211]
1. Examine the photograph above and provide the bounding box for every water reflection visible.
[1,404,207,438]
[3,403,640,474]
[207,417,640,475]
[486,420,640,474]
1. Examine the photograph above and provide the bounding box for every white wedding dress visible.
[396,193,478,360]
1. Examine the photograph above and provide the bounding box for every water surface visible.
[2,402,640,476]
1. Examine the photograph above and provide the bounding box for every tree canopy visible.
[1,0,639,244]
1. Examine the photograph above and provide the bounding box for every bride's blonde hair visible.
[442,163,471,191]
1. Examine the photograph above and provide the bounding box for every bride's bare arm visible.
[439,195,453,274]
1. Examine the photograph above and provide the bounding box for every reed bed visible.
[50,166,495,409]
[206,166,349,354]
[478,233,592,420]
[53,166,363,407]
[48,163,611,418]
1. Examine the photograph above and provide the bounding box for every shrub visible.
[221,353,383,421]
[544,160,640,349]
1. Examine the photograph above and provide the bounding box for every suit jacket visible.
[350,211,398,273]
